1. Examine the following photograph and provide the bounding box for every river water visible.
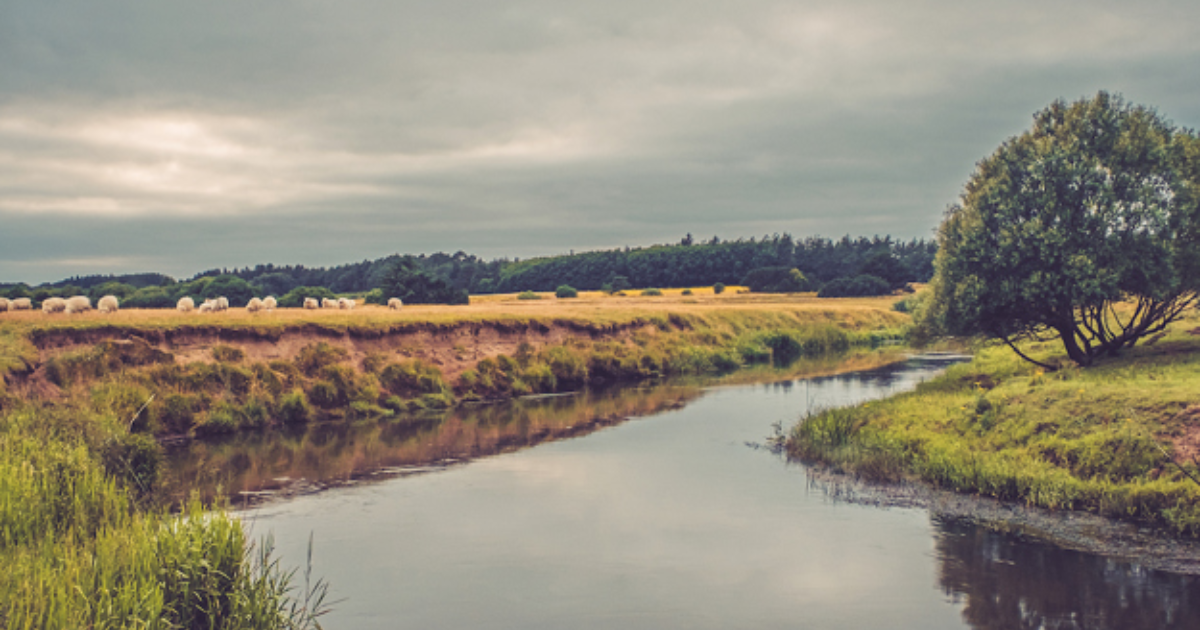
[169,356,1200,629]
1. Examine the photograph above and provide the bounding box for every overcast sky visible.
[3,0,1199,284]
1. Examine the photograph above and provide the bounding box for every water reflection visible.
[161,383,704,506]
[934,517,1200,629]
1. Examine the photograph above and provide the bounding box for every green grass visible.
[788,312,1200,535]
[0,405,330,628]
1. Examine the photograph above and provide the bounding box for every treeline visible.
[1,234,936,307]
[492,234,935,294]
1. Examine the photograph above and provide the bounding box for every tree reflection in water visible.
[160,383,704,507]
[935,516,1200,629]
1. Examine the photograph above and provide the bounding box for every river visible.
[166,356,1200,629]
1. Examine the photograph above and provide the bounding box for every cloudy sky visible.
[3,0,1199,283]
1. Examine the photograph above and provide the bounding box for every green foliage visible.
[818,274,891,297]
[380,360,450,399]
[101,433,162,497]
[278,286,337,308]
[555,284,578,298]
[212,344,246,363]
[200,274,260,305]
[376,256,469,305]
[295,342,348,376]
[518,291,542,300]
[195,405,239,437]
[641,288,663,296]
[712,282,725,294]
[858,249,911,290]
[278,389,313,424]
[741,266,809,293]
[159,393,198,434]
[923,92,1200,367]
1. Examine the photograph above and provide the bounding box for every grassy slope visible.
[789,310,1200,535]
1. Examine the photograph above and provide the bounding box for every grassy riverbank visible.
[788,312,1200,536]
[0,292,907,626]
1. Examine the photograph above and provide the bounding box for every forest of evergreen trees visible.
[1,234,936,306]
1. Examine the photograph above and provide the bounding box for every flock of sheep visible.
[0,295,405,315]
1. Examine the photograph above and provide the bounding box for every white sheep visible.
[246,297,264,313]
[10,298,32,310]
[0,297,9,312]
[338,297,355,310]
[322,297,337,309]
[388,297,403,310]
[198,301,214,313]
[42,297,67,313]
[98,295,119,314]
[263,296,277,310]
[303,297,319,309]
[216,296,229,311]
[177,297,195,312]
[64,295,92,314]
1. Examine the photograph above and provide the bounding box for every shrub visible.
[518,291,542,300]
[555,285,578,298]
[641,288,663,296]
[102,433,163,496]
[740,267,809,293]
[295,342,348,376]
[278,389,312,424]
[817,274,891,298]
[681,289,693,296]
[212,345,245,363]
[278,286,337,308]
[713,283,725,294]
[159,393,198,434]
[194,407,239,437]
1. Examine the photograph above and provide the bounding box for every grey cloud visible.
[2,0,1200,283]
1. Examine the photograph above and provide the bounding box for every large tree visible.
[923,92,1200,368]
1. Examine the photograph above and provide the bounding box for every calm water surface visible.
[198,358,1198,629]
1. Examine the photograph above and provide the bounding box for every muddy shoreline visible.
[800,464,1200,575]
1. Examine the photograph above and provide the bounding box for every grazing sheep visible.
[98,295,119,314]
[303,297,319,310]
[321,298,337,309]
[177,297,195,312]
[65,295,92,314]
[0,297,9,312]
[216,296,229,311]
[246,297,264,313]
[198,301,214,313]
[11,298,32,311]
[42,297,67,313]
[263,296,277,310]
[388,297,403,310]
[338,298,355,310]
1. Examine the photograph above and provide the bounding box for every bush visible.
[740,267,809,293]
[278,286,337,308]
[194,407,239,437]
[278,389,312,424]
[555,285,578,298]
[518,291,542,300]
[712,283,725,294]
[102,433,163,496]
[641,288,663,296]
[211,345,245,363]
[159,393,197,434]
[817,274,891,297]
[681,289,693,296]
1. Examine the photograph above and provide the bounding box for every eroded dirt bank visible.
[16,319,664,396]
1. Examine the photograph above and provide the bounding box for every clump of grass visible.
[641,288,663,296]
[212,344,246,362]
[517,290,542,300]
[278,389,313,424]
[295,341,348,376]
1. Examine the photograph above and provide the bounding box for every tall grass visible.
[0,405,330,629]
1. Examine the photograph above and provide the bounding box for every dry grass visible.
[0,291,908,337]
